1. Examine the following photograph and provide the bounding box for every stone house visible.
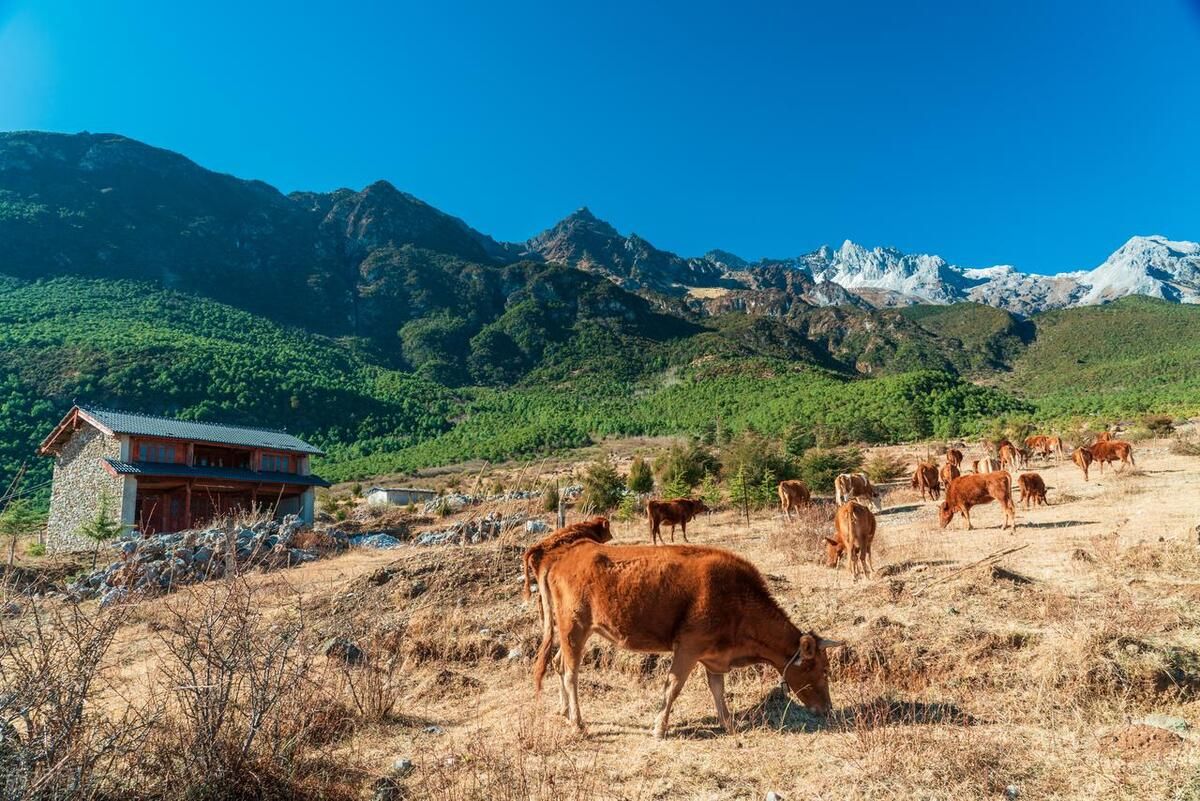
[365,486,438,507]
[38,405,329,552]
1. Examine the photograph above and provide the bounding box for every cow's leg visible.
[651,520,660,546]
[558,617,591,732]
[554,649,569,716]
[705,669,734,733]
[655,649,699,738]
[863,548,875,577]
[679,520,689,543]
[963,507,973,531]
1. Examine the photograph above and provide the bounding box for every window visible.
[138,442,176,463]
[261,453,292,473]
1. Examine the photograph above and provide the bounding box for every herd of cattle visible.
[516,431,1134,737]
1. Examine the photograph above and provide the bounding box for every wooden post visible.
[184,480,192,530]
[741,471,749,526]
[557,481,566,529]
[186,442,195,466]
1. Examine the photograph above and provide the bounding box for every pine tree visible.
[627,456,654,494]
[0,499,43,567]
[77,494,126,570]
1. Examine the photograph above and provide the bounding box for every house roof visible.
[368,486,438,495]
[39,405,324,455]
[103,459,331,488]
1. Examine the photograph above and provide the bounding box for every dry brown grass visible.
[5,442,1200,799]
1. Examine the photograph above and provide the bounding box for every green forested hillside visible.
[1005,296,1200,417]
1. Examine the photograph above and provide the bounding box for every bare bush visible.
[0,600,154,801]
[769,500,835,565]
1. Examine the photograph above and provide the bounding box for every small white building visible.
[366,486,438,507]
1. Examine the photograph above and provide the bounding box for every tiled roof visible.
[79,406,324,455]
[104,459,330,488]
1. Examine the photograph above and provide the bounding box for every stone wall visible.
[46,427,128,553]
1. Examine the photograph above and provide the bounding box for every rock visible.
[99,587,128,608]
[423,725,444,735]
[1005,785,1020,800]
[321,637,364,665]
[355,533,403,549]
[1142,714,1190,734]
[1,601,22,617]
[391,758,414,777]
[407,580,427,599]
[525,520,550,535]
[766,793,783,801]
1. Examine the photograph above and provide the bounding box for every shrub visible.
[627,456,654,494]
[864,453,908,483]
[653,440,718,490]
[614,493,641,522]
[699,472,723,510]
[542,484,561,513]
[783,423,816,457]
[796,447,864,492]
[1142,414,1175,436]
[580,459,624,513]
[1171,432,1200,456]
[720,430,795,491]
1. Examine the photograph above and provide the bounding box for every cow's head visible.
[691,499,709,515]
[938,502,954,528]
[784,633,840,715]
[585,516,614,543]
[823,536,843,567]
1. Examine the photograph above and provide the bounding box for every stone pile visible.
[419,485,582,515]
[67,515,347,605]
[414,511,528,546]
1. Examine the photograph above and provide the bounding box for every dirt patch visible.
[1101,724,1183,760]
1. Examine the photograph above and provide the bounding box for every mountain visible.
[525,207,724,292]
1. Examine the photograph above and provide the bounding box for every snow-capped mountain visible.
[1076,235,1200,305]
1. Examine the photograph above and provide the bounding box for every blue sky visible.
[2,1,1199,273]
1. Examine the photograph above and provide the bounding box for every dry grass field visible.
[5,437,1200,799]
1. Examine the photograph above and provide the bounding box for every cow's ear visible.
[824,536,839,546]
[800,635,817,660]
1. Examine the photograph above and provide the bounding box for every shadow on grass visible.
[738,687,975,734]
[1019,520,1098,529]
[878,504,922,516]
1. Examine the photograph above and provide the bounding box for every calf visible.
[945,448,964,468]
[940,461,961,486]
[998,443,1021,473]
[777,480,812,521]
[825,501,876,580]
[648,498,708,545]
[1016,473,1047,509]
[939,471,1016,531]
[911,462,940,501]
[1072,446,1093,481]
[834,473,881,511]
[1092,440,1135,472]
[972,456,1001,474]
[521,516,613,601]
[536,542,841,737]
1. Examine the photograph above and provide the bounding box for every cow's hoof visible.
[652,726,668,739]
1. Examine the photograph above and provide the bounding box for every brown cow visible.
[940,461,961,486]
[945,448,964,468]
[973,456,1001,474]
[998,443,1021,473]
[834,473,881,511]
[1092,440,1135,472]
[1094,431,1113,443]
[911,462,940,501]
[535,542,842,736]
[1016,473,1047,509]
[939,471,1016,531]
[1048,435,1065,462]
[825,501,876,580]
[521,516,613,602]
[778,480,812,521]
[1072,446,1093,481]
[648,498,708,545]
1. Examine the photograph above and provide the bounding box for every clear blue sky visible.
[3,1,1199,273]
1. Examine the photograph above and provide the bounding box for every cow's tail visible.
[532,563,557,694]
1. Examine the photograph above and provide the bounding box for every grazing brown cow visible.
[1016,473,1047,509]
[834,473,881,511]
[1092,440,1135,472]
[911,462,940,501]
[777,480,812,521]
[825,501,876,580]
[1025,435,1055,461]
[939,471,1016,531]
[521,516,613,602]
[945,448,964,468]
[535,542,842,736]
[1072,446,1093,481]
[647,498,708,545]
[940,461,961,486]
[1048,435,1065,462]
